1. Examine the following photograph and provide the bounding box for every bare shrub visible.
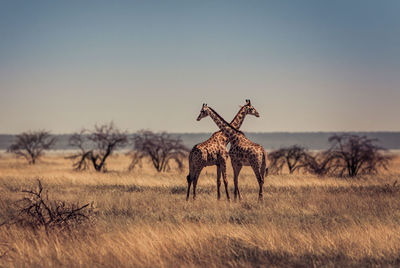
[67,122,128,172]
[327,134,393,177]
[127,151,144,171]
[67,130,91,170]
[130,130,189,172]
[303,152,335,176]
[7,130,56,164]
[268,145,308,174]
[3,180,93,232]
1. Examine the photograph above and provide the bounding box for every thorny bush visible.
[1,180,94,232]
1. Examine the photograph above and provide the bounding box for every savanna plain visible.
[1,153,400,267]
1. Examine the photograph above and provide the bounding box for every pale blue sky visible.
[1,0,399,133]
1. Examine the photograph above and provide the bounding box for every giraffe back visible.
[189,131,229,170]
[229,133,267,167]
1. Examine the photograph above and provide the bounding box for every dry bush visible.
[7,130,56,164]
[304,152,336,176]
[327,134,393,177]
[131,130,189,172]
[127,151,144,171]
[272,135,394,177]
[268,145,309,174]
[3,180,93,232]
[67,122,128,172]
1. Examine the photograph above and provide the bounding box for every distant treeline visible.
[1,132,400,150]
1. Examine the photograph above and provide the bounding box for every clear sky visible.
[1,0,399,134]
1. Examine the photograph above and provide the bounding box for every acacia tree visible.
[303,152,335,176]
[67,122,128,172]
[130,130,189,172]
[268,145,309,174]
[7,130,56,164]
[327,134,392,177]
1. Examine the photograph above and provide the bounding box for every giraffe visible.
[186,100,259,201]
[197,102,268,201]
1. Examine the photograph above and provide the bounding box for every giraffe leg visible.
[258,170,264,201]
[216,164,222,200]
[221,160,230,201]
[237,183,242,201]
[192,169,201,200]
[251,164,264,201]
[186,174,192,201]
[259,152,267,201]
[232,163,242,201]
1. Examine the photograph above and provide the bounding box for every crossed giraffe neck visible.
[206,107,242,140]
[229,106,247,129]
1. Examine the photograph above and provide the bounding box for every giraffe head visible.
[242,99,260,117]
[197,103,210,121]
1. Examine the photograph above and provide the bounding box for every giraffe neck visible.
[229,106,247,129]
[207,107,240,139]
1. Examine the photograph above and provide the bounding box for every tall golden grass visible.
[1,153,400,267]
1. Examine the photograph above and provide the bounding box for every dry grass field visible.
[1,153,400,267]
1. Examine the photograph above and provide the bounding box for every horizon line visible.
[1,130,400,135]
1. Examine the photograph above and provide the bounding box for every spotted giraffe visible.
[186,100,259,201]
[197,102,267,200]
